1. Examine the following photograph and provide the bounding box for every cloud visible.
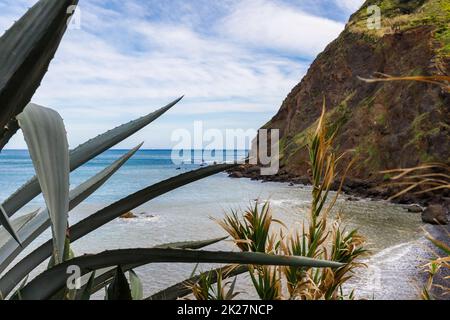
[218,0,345,57]
[1,0,352,149]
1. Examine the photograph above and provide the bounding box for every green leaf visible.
[0,97,181,224]
[0,164,234,297]
[153,237,228,249]
[0,144,141,274]
[79,272,96,301]
[78,237,228,298]
[9,275,29,301]
[17,104,70,264]
[0,0,79,149]
[0,206,20,246]
[106,266,132,301]
[47,237,75,270]
[129,270,143,300]
[148,266,248,301]
[0,210,38,249]
[19,248,343,300]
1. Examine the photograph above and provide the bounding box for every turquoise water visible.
[0,149,248,204]
[0,149,426,299]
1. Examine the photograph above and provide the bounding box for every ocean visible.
[0,150,427,299]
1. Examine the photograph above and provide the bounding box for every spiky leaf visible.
[0,0,79,149]
[17,104,70,264]
[18,248,342,300]
[106,266,132,301]
[0,164,235,297]
[0,97,182,223]
[0,144,142,274]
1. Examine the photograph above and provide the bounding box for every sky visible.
[0,0,365,149]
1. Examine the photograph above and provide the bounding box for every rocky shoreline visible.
[228,164,449,225]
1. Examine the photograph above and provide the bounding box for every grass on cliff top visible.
[349,0,450,56]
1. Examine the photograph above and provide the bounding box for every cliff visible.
[248,0,449,203]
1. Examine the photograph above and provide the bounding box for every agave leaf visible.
[106,266,132,301]
[148,265,248,300]
[79,272,96,301]
[9,275,29,301]
[0,210,38,249]
[47,236,75,270]
[0,144,142,274]
[0,0,79,149]
[81,237,228,296]
[17,104,70,264]
[0,164,235,297]
[129,270,143,300]
[0,97,182,223]
[0,206,20,245]
[153,237,228,249]
[19,248,342,300]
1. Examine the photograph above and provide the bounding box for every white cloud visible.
[218,0,345,57]
[1,0,350,149]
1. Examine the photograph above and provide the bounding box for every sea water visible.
[0,150,426,299]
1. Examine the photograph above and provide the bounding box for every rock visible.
[120,211,137,219]
[291,177,310,185]
[422,205,448,225]
[403,204,423,213]
[346,196,359,202]
[245,166,261,174]
[229,171,243,178]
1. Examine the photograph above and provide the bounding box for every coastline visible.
[228,164,450,208]
[226,169,450,299]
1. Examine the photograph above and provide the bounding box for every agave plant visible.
[0,0,341,300]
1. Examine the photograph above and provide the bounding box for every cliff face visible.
[264,0,449,187]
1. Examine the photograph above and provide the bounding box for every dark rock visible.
[245,166,261,174]
[120,211,137,219]
[422,205,448,225]
[403,204,423,213]
[229,171,244,178]
[291,177,310,185]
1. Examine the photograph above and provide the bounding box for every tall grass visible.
[359,73,450,92]
[381,163,450,200]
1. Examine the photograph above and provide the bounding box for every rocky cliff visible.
[245,0,449,203]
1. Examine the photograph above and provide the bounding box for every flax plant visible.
[283,105,366,300]
[217,104,366,300]
[190,269,240,301]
